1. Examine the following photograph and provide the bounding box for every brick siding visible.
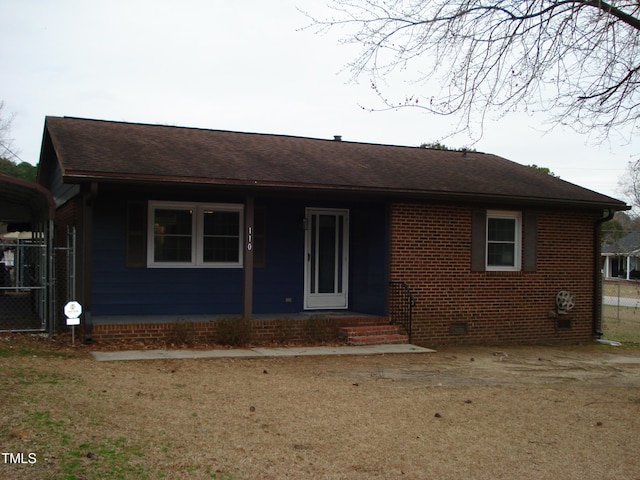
[389,202,601,346]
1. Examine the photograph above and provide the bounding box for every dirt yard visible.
[1,335,640,479]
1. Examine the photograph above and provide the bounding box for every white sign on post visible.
[64,301,82,326]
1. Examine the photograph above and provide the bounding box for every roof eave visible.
[61,171,629,211]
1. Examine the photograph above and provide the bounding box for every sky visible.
[0,0,637,201]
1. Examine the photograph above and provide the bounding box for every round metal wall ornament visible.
[555,291,575,314]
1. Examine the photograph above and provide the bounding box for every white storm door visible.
[304,209,349,309]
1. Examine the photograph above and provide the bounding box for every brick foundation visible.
[85,315,386,345]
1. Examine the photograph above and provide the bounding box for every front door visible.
[304,208,349,309]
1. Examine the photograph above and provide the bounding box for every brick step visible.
[338,325,405,337]
[337,325,409,346]
[348,334,410,346]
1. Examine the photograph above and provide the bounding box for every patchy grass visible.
[0,334,81,359]
[604,279,640,298]
[1,335,640,480]
[0,384,164,480]
[602,280,640,345]
[602,305,640,345]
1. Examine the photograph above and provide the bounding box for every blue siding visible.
[92,196,243,315]
[91,194,388,316]
[253,198,306,313]
[349,204,389,315]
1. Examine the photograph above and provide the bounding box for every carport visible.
[0,173,55,332]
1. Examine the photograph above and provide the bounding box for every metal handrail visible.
[388,281,416,343]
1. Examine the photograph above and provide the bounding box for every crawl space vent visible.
[449,322,468,335]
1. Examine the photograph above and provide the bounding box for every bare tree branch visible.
[0,101,16,159]
[306,0,640,142]
[618,158,640,212]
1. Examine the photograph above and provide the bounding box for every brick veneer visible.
[389,202,601,346]
[86,315,385,344]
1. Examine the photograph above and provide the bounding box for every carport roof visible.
[0,173,55,224]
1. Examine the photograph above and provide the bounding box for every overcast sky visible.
[1,0,637,200]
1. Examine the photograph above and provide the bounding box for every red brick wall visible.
[87,315,384,344]
[389,202,600,345]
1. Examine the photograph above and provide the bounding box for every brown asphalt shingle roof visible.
[42,116,626,210]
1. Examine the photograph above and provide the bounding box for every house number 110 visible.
[247,226,252,251]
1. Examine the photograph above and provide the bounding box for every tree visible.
[618,158,640,211]
[308,1,640,142]
[0,102,36,182]
[527,164,558,177]
[0,101,15,157]
[418,141,476,151]
[601,216,627,246]
[0,158,37,182]
[419,141,452,150]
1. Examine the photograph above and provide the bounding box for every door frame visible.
[303,208,349,310]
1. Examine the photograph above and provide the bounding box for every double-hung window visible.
[486,211,521,271]
[148,201,243,268]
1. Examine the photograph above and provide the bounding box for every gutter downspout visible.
[593,208,615,336]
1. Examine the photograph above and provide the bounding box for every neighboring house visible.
[36,116,628,345]
[602,231,640,279]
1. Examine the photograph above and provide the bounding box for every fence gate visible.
[0,226,75,333]
[0,232,50,332]
[52,227,76,333]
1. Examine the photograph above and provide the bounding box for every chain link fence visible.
[0,237,48,331]
[0,227,75,334]
[602,279,640,344]
[52,227,76,333]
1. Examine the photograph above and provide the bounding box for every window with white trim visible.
[147,202,243,268]
[486,211,521,271]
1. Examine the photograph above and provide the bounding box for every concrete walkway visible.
[91,344,435,362]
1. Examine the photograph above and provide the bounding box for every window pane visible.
[488,218,515,242]
[156,209,193,235]
[318,214,337,293]
[203,237,239,262]
[203,211,239,236]
[203,210,240,263]
[154,236,192,262]
[153,208,193,263]
[487,243,515,266]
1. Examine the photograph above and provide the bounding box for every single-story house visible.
[602,231,640,279]
[36,116,628,345]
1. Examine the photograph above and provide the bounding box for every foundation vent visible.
[449,322,468,335]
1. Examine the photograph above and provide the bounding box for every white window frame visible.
[486,210,521,271]
[147,201,244,268]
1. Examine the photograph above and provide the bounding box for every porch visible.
[602,252,640,280]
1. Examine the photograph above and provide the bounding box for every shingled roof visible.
[40,116,627,210]
[602,231,640,254]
